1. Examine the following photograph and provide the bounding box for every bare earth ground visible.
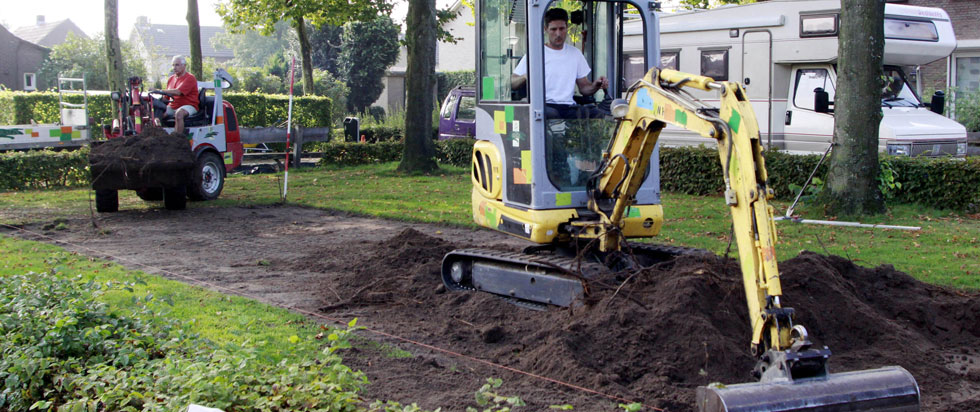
[3,204,979,411]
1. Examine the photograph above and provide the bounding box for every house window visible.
[24,73,37,91]
[700,49,728,81]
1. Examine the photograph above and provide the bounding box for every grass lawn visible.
[2,162,976,288]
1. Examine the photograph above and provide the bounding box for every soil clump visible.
[89,127,194,189]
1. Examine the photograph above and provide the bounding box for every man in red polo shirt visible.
[154,55,198,134]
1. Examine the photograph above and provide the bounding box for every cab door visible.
[783,65,836,153]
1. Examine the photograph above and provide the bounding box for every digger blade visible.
[697,366,919,412]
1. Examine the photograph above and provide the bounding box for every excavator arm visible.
[585,68,920,411]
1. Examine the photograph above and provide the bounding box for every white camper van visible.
[624,0,968,157]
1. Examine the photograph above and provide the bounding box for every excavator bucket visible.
[696,366,919,412]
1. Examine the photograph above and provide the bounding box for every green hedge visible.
[316,139,474,167]
[0,148,90,190]
[436,71,475,101]
[0,91,332,128]
[4,143,978,212]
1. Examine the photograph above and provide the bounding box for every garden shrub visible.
[436,70,475,101]
[0,91,333,128]
[0,269,366,411]
[0,148,90,190]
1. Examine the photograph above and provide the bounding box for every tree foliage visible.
[217,0,391,95]
[309,23,344,76]
[212,21,295,68]
[339,17,401,114]
[37,33,146,91]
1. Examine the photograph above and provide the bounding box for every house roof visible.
[1,24,49,53]
[13,19,88,47]
[132,23,234,59]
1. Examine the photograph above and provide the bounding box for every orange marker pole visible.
[283,55,296,202]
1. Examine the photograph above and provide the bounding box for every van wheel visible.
[188,152,225,201]
[164,186,187,210]
[95,189,118,213]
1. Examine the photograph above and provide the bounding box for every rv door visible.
[783,65,836,153]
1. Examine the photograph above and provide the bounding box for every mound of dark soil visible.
[90,127,194,189]
[323,228,980,411]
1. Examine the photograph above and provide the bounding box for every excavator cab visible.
[469,0,664,244]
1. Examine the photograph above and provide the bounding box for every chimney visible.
[36,15,45,25]
[136,16,149,26]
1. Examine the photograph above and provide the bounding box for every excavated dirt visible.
[89,127,194,189]
[2,205,978,411]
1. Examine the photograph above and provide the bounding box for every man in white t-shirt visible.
[511,8,608,118]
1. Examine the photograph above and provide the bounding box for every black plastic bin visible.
[343,117,360,142]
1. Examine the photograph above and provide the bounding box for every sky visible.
[2,0,225,38]
[2,0,426,38]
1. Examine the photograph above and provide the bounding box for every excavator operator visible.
[152,55,199,134]
[510,8,609,119]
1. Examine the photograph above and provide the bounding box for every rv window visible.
[801,15,838,37]
[884,19,938,42]
[881,67,920,107]
[793,69,835,111]
[661,51,679,71]
[479,0,528,102]
[700,50,728,81]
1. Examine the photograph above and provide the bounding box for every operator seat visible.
[160,87,210,128]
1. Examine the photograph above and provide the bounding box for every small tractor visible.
[91,69,244,212]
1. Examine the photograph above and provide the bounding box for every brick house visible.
[0,24,47,91]
[129,16,234,83]
[896,0,979,102]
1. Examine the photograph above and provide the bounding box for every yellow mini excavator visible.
[441,0,920,410]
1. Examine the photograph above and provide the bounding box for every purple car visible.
[438,86,476,140]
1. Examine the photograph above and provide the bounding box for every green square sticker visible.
[505,106,514,122]
[728,110,741,134]
[555,192,572,206]
[482,77,495,100]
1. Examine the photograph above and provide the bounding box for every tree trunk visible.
[397,0,439,173]
[295,17,315,95]
[823,0,886,216]
[187,0,204,79]
[103,0,125,93]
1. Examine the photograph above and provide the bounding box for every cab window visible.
[441,93,459,119]
[479,0,528,102]
[793,68,836,110]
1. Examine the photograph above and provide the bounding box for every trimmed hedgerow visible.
[0,148,90,190]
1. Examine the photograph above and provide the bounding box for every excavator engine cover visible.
[696,366,919,412]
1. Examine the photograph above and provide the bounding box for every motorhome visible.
[624,0,968,157]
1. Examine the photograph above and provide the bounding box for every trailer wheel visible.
[163,186,187,210]
[95,189,119,213]
[188,152,225,201]
[136,188,164,201]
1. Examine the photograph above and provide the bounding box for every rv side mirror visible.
[930,90,945,115]
[814,88,830,113]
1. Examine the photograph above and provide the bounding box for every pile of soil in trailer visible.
[89,127,194,189]
[317,228,980,411]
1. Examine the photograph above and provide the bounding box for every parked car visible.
[438,86,476,140]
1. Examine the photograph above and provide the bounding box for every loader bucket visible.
[697,366,919,412]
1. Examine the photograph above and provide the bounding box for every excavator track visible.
[442,243,703,307]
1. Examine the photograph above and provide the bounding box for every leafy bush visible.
[0,91,332,128]
[436,71,475,102]
[954,89,980,133]
[0,270,366,411]
[0,148,90,191]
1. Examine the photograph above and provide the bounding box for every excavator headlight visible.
[610,99,630,118]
